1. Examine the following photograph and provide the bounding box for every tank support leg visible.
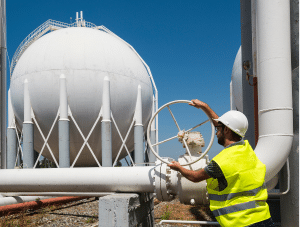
[148,98,157,165]
[101,77,112,167]
[6,128,17,169]
[59,74,70,168]
[134,85,144,166]
[23,79,34,168]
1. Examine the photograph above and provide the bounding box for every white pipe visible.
[0,196,51,206]
[159,220,220,226]
[268,159,290,196]
[0,167,155,193]
[254,0,293,182]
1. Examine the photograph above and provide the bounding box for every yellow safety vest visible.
[206,140,271,227]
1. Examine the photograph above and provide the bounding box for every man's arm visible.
[168,161,210,183]
[189,99,219,126]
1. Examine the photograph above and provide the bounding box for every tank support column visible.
[101,77,112,167]
[7,90,17,169]
[148,97,157,166]
[6,128,17,169]
[59,74,70,168]
[134,85,144,166]
[23,79,34,168]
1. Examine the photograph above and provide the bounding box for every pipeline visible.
[0,196,88,216]
[253,0,293,182]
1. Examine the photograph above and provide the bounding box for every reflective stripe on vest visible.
[212,201,265,217]
[209,184,266,202]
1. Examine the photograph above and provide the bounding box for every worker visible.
[168,99,275,227]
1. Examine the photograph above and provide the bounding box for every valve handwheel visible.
[147,100,215,166]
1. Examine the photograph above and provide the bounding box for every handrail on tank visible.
[10,19,97,78]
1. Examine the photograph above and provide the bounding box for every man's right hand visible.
[189,99,208,109]
[189,99,219,126]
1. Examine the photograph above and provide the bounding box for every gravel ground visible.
[0,197,216,227]
[0,197,99,227]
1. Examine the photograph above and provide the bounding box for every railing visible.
[10,19,97,78]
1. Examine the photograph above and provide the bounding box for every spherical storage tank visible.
[10,27,154,166]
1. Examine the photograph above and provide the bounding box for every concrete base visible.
[98,193,154,227]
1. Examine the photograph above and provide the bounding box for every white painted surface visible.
[0,167,155,192]
[254,0,293,181]
[231,46,242,112]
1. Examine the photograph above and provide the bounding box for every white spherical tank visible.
[10,27,153,167]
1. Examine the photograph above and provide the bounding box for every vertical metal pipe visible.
[251,0,259,146]
[0,0,6,169]
[101,77,112,167]
[280,0,299,226]
[253,77,258,145]
[134,85,144,166]
[149,97,157,165]
[23,79,34,168]
[59,74,70,168]
[240,0,255,148]
[7,91,17,169]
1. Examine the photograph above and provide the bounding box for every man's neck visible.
[223,139,240,148]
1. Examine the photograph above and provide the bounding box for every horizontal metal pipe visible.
[2,192,115,197]
[159,220,220,225]
[0,196,88,216]
[0,196,51,206]
[0,167,155,193]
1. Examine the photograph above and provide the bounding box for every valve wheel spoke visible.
[167,106,181,131]
[186,119,210,133]
[152,134,178,147]
[182,138,193,159]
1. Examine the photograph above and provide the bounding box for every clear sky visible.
[7,1,241,161]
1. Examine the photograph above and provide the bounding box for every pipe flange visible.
[154,158,175,201]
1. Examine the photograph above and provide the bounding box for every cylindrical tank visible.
[231,46,243,112]
[10,27,153,167]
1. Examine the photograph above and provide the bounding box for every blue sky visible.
[7,1,241,161]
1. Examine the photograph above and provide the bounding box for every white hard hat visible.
[215,110,248,137]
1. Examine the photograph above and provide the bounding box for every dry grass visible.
[0,204,63,227]
[154,197,217,226]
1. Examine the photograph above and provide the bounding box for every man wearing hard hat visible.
[168,99,274,227]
